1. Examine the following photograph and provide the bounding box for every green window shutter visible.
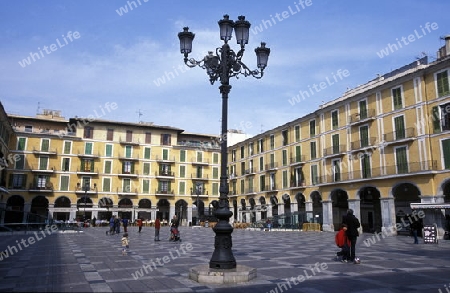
[85,143,93,155]
[212,183,219,195]
[81,160,85,171]
[332,134,339,153]
[180,150,186,162]
[179,165,185,178]
[212,167,218,179]
[103,178,111,192]
[41,139,49,151]
[282,150,287,166]
[131,162,135,173]
[143,163,150,175]
[163,149,169,160]
[295,146,301,162]
[18,138,26,151]
[311,165,318,185]
[16,155,25,169]
[442,139,450,169]
[60,175,69,191]
[310,120,315,137]
[393,88,402,110]
[64,141,71,154]
[125,146,132,158]
[143,179,150,193]
[437,71,450,97]
[310,141,316,159]
[432,106,441,133]
[359,100,368,119]
[396,147,408,173]
[213,153,219,164]
[90,160,94,172]
[362,154,371,178]
[178,181,185,194]
[39,157,48,170]
[394,116,405,139]
[360,126,369,147]
[197,152,202,162]
[105,144,112,157]
[104,161,111,174]
[332,111,338,129]
[144,147,151,159]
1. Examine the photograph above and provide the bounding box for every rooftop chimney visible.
[438,35,450,59]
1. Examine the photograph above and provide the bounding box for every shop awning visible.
[0,187,9,194]
[411,203,450,209]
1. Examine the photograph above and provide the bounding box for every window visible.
[270,135,275,150]
[63,141,71,154]
[196,166,203,178]
[85,142,93,155]
[179,165,185,178]
[213,167,218,179]
[177,150,185,162]
[36,175,49,189]
[125,145,132,158]
[103,178,111,192]
[310,120,316,137]
[259,157,264,171]
[360,126,369,148]
[123,179,132,193]
[232,149,237,162]
[196,152,203,163]
[126,130,133,142]
[162,149,169,160]
[144,147,151,159]
[41,139,49,151]
[282,130,288,146]
[258,138,264,153]
[331,110,338,130]
[282,150,287,166]
[105,144,113,157]
[212,182,219,195]
[145,132,152,144]
[269,173,276,190]
[39,157,49,170]
[160,164,171,176]
[240,146,245,159]
[123,161,133,174]
[107,129,114,141]
[359,100,368,119]
[15,155,25,169]
[81,159,94,172]
[332,134,340,154]
[104,161,112,174]
[294,125,300,142]
[213,153,219,164]
[17,137,26,151]
[437,70,450,97]
[282,170,288,189]
[294,145,302,163]
[62,158,70,171]
[11,174,27,188]
[361,154,371,178]
[84,126,93,139]
[394,116,406,140]
[442,139,450,169]
[60,175,69,191]
[158,181,170,193]
[249,142,254,156]
[311,165,318,185]
[143,179,150,193]
[433,103,450,133]
[143,162,150,175]
[332,159,341,182]
[310,141,316,160]
[395,146,408,174]
[25,125,32,132]
[392,87,403,110]
[161,134,171,145]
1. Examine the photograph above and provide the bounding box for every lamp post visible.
[178,15,270,269]
[195,182,202,225]
[83,182,89,222]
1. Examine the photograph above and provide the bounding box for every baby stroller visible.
[170,227,181,242]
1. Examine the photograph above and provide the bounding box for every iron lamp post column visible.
[178,15,269,270]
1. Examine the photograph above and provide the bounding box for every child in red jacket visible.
[335,223,351,262]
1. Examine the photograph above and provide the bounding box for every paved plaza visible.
[0,225,449,293]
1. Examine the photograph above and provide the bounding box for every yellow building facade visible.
[229,40,450,237]
[2,111,221,226]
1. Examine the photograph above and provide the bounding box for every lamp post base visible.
[189,264,257,284]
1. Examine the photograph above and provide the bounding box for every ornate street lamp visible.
[83,182,89,222]
[195,182,202,225]
[178,15,270,269]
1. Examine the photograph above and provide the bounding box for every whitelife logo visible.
[18,31,81,68]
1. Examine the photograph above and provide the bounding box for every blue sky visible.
[1,1,449,136]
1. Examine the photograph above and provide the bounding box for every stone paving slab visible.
[0,226,449,292]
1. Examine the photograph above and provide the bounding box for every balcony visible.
[191,158,210,165]
[30,166,55,173]
[190,174,209,180]
[265,162,278,171]
[290,155,306,166]
[244,168,256,176]
[119,138,140,146]
[155,171,175,178]
[229,173,238,180]
[155,189,174,196]
[77,152,100,159]
[264,185,278,192]
[244,188,257,195]
[348,109,376,125]
[117,187,138,196]
[76,167,99,175]
[290,180,306,188]
[75,185,98,195]
[383,128,415,145]
[155,155,176,163]
[28,182,54,192]
[118,154,139,161]
[32,147,58,156]
[323,144,346,157]
[118,171,139,178]
[350,137,377,152]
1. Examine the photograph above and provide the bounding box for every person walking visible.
[108,216,115,235]
[115,217,121,234]
[335,223,351,262]
[137,218,143,233]
[154,218,161,241]
[410,217,421,244]
[342,209,361,264]
[121,233,129,256]
[122,218,129,233]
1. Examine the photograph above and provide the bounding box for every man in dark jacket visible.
[342,209,360,263]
